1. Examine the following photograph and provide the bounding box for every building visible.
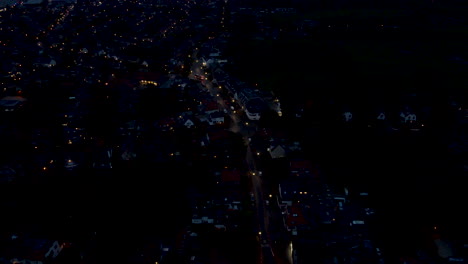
[0,96,26,112]
[0,0,19,8]
[236,88,267,121]
[1,236,64,264]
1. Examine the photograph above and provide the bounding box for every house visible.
[343,111,353,122]
[0,0,18,7]
[141,60,149,68]
[49,0,73,7]
[121,148,137,161]
[63,151,84,171]
[377,112,386,120]
[0,96,27,112]
[433,238,455,259]
[191,200,218,226]
[23,0,45,5]
[97,49,107,56]
[191,213,215,225]
[398,104,418,124]
[0,165,16,183]
[119,120,141,134]
[159,76,177,89]
[92,147,113,169]
[317,203,337,225]
[78,47,88,54]
[209,111,224,125]
[288,141,302,155]
[403,112,417,123]
[278,178,298,207]
[33,57,56,68]
[182,116,196,128]
[268,144,286,159]
[285,203,309,232]
[3,236,64,264]
[289,158,313,178]
[201,100,219,114]
[196,114,213,126]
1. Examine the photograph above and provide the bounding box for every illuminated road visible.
[247,144,294,264]
[188,53,244,134]
[189,50,282,264]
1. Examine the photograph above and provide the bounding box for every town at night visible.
[0,0,467,263]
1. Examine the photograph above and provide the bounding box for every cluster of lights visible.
[46,5,74,33]
[140,80,158,86]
